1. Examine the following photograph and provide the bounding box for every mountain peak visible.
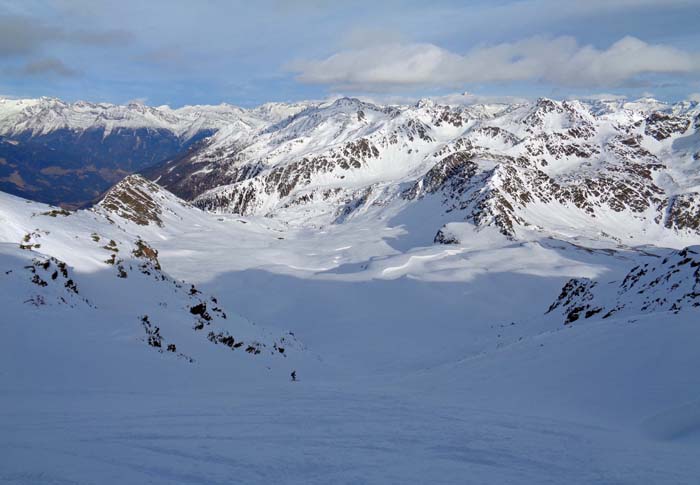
[98,175,183,227]
[533,97,560,110]
[415,98,436,109]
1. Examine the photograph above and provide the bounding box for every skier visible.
[290,370,297,382]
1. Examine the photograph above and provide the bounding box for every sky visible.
[1,0,699,107]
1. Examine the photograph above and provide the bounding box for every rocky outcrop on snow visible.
[644,112,691,141]
[97,174,195,227]
[547,246,700,324]
[664,193,700,233]
[11,254,92,308]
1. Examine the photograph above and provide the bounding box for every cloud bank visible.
[0,14,129,58]
[288,36,700,91]
[19,58,78,77]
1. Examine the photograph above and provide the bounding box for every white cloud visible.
[287,36,700,91]
[566,93,628,101]
[429,92,530,106]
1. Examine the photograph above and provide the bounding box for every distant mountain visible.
[0,97,310,208]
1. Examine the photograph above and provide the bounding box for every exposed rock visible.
[99,175,166,226]
[644,112,691,140]
[547,247,700,324]
[665,193,700,232]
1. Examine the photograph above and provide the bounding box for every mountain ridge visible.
[3,94,699,248]
[139,95,700,249]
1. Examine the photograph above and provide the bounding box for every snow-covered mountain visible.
[2,95,700,483]
[140,96,700,249]
[4,93,698,246]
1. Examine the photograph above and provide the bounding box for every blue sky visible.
[1,0,699,107]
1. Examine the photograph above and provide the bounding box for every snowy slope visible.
[0,187,304,381]
[2,178,700,483]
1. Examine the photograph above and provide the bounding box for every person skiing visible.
[290,370,297,382]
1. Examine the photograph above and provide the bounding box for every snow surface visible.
[2,172,700,484]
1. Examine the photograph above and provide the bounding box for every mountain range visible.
[3,94,699,247]
[2,94,700,483]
